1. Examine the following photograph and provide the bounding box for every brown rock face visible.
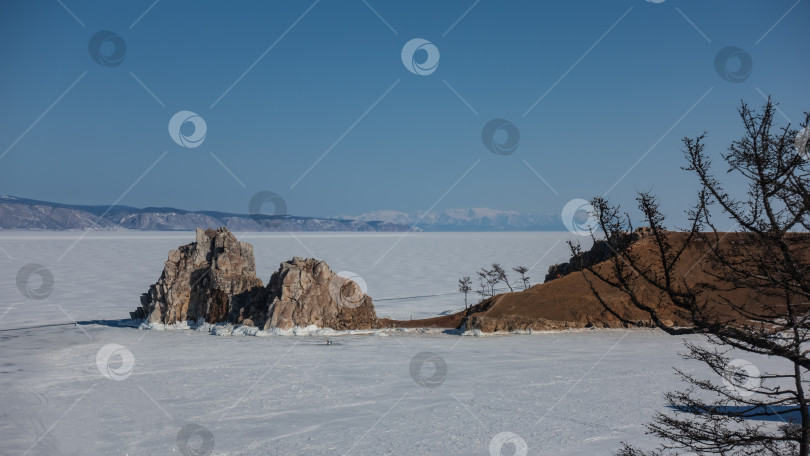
[463,314,634,332]
[131,228,264,324]
[131,227,377,330]
[263,257,377,331]
[545,227,653,283]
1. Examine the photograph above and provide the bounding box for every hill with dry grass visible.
[381,231,809,332]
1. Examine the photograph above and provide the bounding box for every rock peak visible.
[131,227,377,330]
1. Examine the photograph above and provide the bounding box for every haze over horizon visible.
[1,0,807,229]
[1,193,555,221]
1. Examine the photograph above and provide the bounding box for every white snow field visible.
[0,232,780,455]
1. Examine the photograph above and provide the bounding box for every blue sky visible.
[0,0,807,226]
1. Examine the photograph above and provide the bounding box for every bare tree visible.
[572,100,810,455]
[477,269,491,298]
[458,276,472,309]
[474,266,501,298]
[492,263,513,292]
[486,267,499,295]
[513,266,530,290]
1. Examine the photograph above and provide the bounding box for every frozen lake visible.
[0,231,585,327]
[2,323,709,456]
[0,231,769,455]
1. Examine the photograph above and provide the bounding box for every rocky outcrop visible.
[464,315,625,332]
[131,228,265,324]
[260,258,377,330]
[545,227,653,282]
[131,227,377,330]
[463,314,658,332]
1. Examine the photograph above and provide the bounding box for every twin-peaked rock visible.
[131,227,377,330]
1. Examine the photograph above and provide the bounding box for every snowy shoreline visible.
[132,318,651,338]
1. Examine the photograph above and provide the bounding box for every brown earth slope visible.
[382,232,809,332]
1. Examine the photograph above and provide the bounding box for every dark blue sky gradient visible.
[0,0,807,226]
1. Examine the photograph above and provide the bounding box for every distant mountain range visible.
[0,196,564,231]
[0,196,408,232]
[345,208,562,231]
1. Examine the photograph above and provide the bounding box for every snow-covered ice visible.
[3,322,705,455]
[0,232,778,455]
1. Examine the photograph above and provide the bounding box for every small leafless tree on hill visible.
[492,263,513,292]
[514,265,530,290]
[477,268,495,298]
[458,276,472,309]
[571,100,810,455]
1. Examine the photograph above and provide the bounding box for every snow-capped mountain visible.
[0,196,410,232]
[0,196,564,231]
[345,208,563,231]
